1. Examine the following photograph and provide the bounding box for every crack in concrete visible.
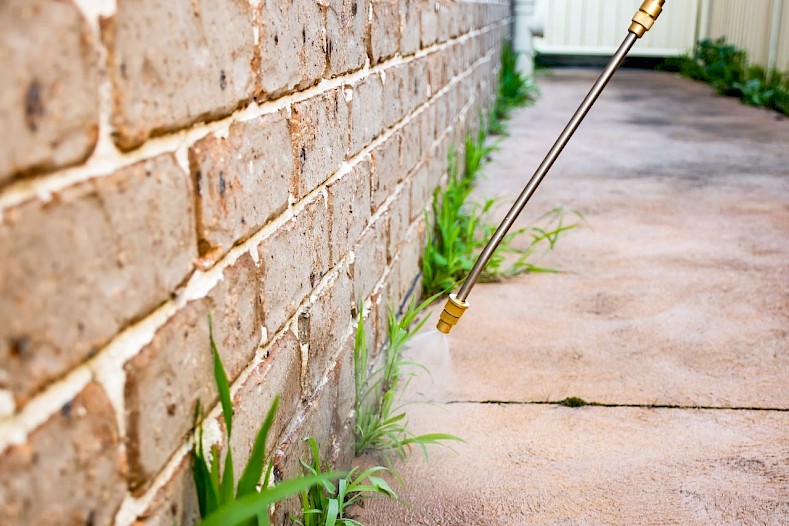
[445,400,789,412]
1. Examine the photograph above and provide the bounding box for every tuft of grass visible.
[660,37,789,115]
[292,437,398,526]
[558,397,588,408]
[421,142,580,297]
[354,296,463,460]
[193,320,334,526]
[422,41,578,297]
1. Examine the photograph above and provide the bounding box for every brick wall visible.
[0,1,510,524]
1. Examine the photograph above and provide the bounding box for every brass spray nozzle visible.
[436,294,470,334]
[629,0,665,38]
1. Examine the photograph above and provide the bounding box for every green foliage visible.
[292,437,398,526]
[421,141,579,296]
[353,297,463,459]
[558,397,588,408]
[661,37,789,115]
[488,43,539,136]
[193,321,334,526]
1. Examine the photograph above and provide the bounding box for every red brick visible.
[124,253,261,492]
[420,103,438,153]
[426,50,449,94]
[302,265,353,394]
[102,0,256,150]
[190,110,293,261]
[352,218,388,302]
[257,0,325,97]
[369,0,400,64]
[370,133,401,211]
[227,330,302,480]
[258,196,330,336]
[325,0,368,76]
[133,456,199,526]
[0,0,99,183]
[0,154,195,405]
[291,89,349,197]
[437,0,457,41]
[348,74,384,156]
[327,158,372,265]
[394,222,424,302]
[0,383,125,526]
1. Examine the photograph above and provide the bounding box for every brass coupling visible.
[629,0,665,38]
[436,294,470,334]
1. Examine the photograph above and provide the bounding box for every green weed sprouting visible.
[489,42,539,136]
[660,37,789,115]
[353,297,462,460]
[421,139,580,296]
[292,437,398,526]
[422,42,577,296]
[192,322,333,526]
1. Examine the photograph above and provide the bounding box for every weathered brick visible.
[370,133,401,211]
[0,0,99,184]
[258,196,330,336]
[302,265,353,393]
[291,89,349,197]
[420,103,438,153]
[382,64,407,128]
[228,330,302,478]
[258,0,325,97]
[102,0,255,150]
[420,0,438,48]
[133,456,199,526]
[409,162,432,221]
[352,219,388,302]
[0,383,125,526]
[406,58,430,113]
[426,50,449,94]
[327,158,372,265]
[369,0,400,64]
[0,154,195,405]
[325,0,368,77]
[387,184,411,261]
[271,376,339,524]
[395,222,424,302]
[124,253,260,491]
[348,74,384,156]
[190,110,293,261]
[400,118,422,174]
[400,0,421,55]
[437,0,457,41]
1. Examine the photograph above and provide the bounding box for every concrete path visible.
[356,70,789,524]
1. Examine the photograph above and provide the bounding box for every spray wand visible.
[437,0,666,334]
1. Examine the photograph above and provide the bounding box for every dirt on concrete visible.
[355,69,789,525]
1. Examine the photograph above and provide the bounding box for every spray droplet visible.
[402,330,451,403]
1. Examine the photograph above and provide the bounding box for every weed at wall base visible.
[192,320,334,526]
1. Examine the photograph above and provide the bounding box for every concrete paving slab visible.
[443,70,789,409]
[356,70,789,525]
[355,404,789,526]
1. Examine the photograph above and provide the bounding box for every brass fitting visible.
[436,294,470,334]
[629,0,665,38]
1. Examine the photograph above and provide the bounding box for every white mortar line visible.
[0,21,502,457]
[0,18,509,218]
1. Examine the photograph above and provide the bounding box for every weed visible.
[421,143,579,296]
[354,297,462,459]
[661,38,789,115]
[558,397,588,408]
[492,42,539,130]
[293,437,397,526]
[192,321,333,526]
